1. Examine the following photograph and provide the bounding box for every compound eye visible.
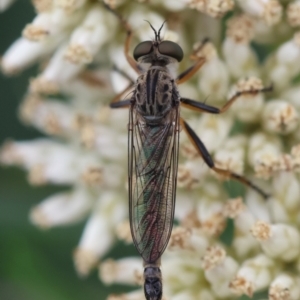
[158,41,183,62]
[133,41,153,61]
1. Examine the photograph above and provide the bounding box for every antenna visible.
[157,21,166,41]
[144,20,158,41]
[144,20,166,41]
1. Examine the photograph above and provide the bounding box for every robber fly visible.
[106,5,271,300]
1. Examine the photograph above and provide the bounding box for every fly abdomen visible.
[144,265,162,300]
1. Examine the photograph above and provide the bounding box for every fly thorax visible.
[133,67,179,122]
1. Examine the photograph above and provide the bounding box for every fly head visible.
[133,22,183,66]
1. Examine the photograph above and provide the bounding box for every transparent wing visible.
[128,106,179,264]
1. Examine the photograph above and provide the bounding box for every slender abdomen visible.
[143,264,162,300]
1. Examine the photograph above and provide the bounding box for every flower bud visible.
[251,221,300,261]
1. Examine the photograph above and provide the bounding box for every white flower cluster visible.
[2,0,300,299]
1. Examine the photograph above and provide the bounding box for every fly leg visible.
[110,99,131,109]
[109,77,132,108]
[176,38,209,85]
[176,57,206,85]
[179,83,272,199]
[103,2,138,106]
[180,119,269,199]
[180,84,273,113]
[110,65,135,105]
[103,2,140,74]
